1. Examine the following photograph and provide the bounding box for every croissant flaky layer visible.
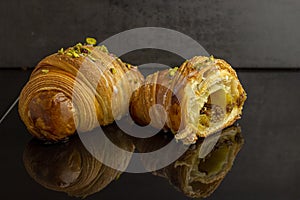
[130,56,246,144]
[19,44,144,141]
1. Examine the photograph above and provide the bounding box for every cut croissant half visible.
[130,56,246,144]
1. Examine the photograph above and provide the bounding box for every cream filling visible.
[177,71,240,143]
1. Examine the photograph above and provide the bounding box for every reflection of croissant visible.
[130,56,246,144]
[19,43,144,141]
[23,124,135,198]
[153,126,244,198]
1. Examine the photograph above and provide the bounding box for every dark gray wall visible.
[0,0,299,68]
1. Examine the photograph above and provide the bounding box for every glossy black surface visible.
[0,69,300,199]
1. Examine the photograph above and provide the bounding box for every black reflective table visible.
[0,69,299,200]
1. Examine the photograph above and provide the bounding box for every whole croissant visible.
[19,43,144,141]
[130,56,246,144]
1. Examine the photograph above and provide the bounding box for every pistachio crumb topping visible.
[126,63,132,69]
[117,58,122,63]
[56,38,112,61]
[57,48,64,54]
[57,38,99,58]
[86,37,97,45]
[76,42,83,47]
[169,66,179,77]
[110,68,117,74]
[64,52,70,56]
[73,51,80,58]
[41,69,49,74]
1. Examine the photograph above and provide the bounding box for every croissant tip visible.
[24,91,76,140]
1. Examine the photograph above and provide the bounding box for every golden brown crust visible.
[27,91,76,140]
[19,45,144,141]
[130,56,247,144]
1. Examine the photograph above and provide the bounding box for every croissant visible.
[23,123,135,198]
[152,125,244,198]
[130,56,246,144]
[19,41,144,141]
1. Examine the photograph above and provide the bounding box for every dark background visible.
[0,0,300,69]
[0,1,300,200]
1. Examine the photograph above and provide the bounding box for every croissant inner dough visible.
[187,71,240,135]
